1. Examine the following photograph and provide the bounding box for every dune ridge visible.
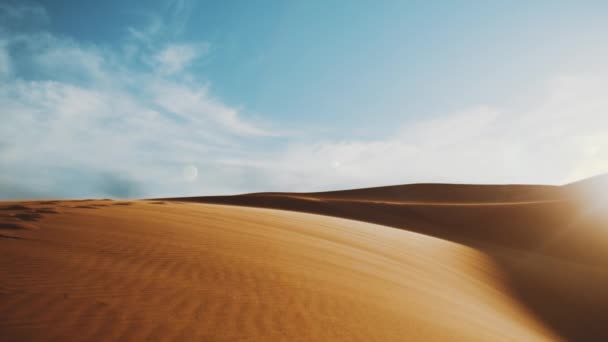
[172,178,608,341]
[1,178,607,340]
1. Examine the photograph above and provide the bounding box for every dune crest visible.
[175,179,608,341]
[2,178,608,340]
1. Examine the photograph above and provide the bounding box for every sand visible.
[1,180,607,340]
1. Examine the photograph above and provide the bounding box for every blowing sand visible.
[1,180,607,340]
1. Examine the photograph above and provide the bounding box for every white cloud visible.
[165,0,195,36]
[231,74,608,192]
[0,2,270,199]
[1,2,608,199]
[0,75,258,198]
[150,81,270,136]
[154,43,207,75]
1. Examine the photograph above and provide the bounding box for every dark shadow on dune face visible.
[74,205,100,209]
[112,202,133,206]
[13,212,43,221]
[302,183,567,203]
[36,201,60,205]
[35,208,59,214]
[0,233,25,240]
[171,182,608,341]
[489,247,608,341]
[0,222,29,230]
[0,204,31,211]
[0,203,62,234]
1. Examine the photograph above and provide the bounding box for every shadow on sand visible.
[171,182,608,341]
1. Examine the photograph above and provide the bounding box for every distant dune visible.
[1,178,607,340]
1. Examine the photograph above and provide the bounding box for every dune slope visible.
[0,199,556,341]
[176,180,608,341]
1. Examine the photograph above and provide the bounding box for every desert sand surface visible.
[175,177,608,341]
[1,179,607,341]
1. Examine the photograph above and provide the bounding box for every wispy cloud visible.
[150,81,271,136]
[164,0,195,36]
[0,2,271,199]
[154,43,208,75]
[229,74,608,191]
[1,1,607,199]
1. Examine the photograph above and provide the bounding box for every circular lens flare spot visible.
[183,165,198,182]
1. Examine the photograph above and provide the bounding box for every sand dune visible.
[174,177,608,341]
[267,183,567,203]
[1,179,607,340]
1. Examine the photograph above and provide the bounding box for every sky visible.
[2,0,608,199]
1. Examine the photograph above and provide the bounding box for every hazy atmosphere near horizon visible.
[2,0,608,199]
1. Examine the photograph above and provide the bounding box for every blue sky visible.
[2,0,608,199]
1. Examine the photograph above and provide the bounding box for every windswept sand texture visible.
[1,179,607,340]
